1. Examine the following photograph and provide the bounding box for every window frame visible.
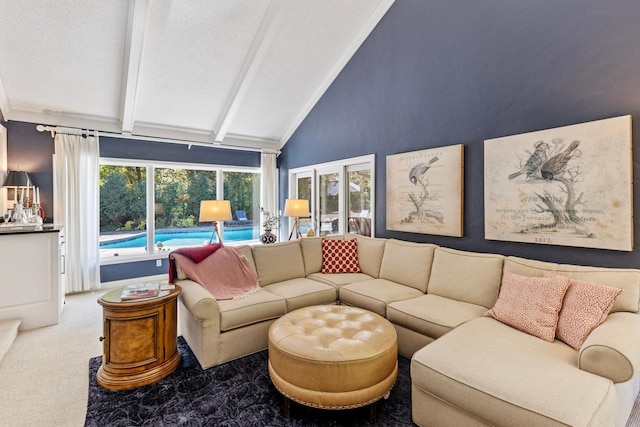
[288,154,375,238]
[99,157,261,265]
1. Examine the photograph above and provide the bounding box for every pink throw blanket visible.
[170,246,260,300]
[168,243,222,283]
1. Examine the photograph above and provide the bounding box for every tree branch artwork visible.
[403,156,444,224]
[509,139,594,237]
[484,115,632,251]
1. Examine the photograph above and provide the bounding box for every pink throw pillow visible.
[545,273,622,350]
[321,238,361,274]
[485,272,570,342]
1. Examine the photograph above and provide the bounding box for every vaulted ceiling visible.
[0,0,394,151]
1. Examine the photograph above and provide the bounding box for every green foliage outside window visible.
[99,165,259,233]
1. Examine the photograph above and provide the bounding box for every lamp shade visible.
[199,200,232,222]
[284,199,309,217]
[3,171,32,187]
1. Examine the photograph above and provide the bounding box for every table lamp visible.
[3,171,32,202]
[284,199,309,240]
[199,200,232,244]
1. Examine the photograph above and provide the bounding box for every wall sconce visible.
[199,200,232,244]
[284,199,309,240]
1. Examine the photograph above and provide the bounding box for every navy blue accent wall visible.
[100,137,260,167]
[101,258,170,283]
[6,121,55,222]
[279,0,640,268]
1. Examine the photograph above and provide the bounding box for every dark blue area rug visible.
[85,337,415,426]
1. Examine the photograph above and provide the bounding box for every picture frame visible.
[484,115,633,251]
[386,144,464,237]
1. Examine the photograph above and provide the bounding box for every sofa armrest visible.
[177,279,220,322]
[579,312,640,383]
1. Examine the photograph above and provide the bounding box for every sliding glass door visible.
[319,170,341,236]
[346,167,372,236]
[289,155,375,238]
[295,174,313,236]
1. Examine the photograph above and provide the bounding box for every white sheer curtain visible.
[260,151,278,226]
[53,133,101,293]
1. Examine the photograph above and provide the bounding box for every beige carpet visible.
[0,291,105,427]
[0,289,639,427]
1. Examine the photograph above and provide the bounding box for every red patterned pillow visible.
[485,272,570,342]
[545,273,622,350]
[321,238,361,274]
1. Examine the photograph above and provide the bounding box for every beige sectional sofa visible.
[174,235,640,427]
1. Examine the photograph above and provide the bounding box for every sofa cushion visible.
[387,294,486,340]
[504,257,640,314]
[378,239,437,292]
[299,235,343,275]
[252,241,306,286]
[485,272,570,342]
[345,235,386,278]
[339,278,424,317]
[321,238,361,273]
[262,278,337,312]
[234,245,258,276]
[427,247,504,308]
[412,316,617,427]
[217,289,287,332]
[545,273,622,350]
[306,272,374,290]
[554,263,640,314]
[503,256,558,277]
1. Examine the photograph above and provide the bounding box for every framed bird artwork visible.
[484,115,633,251]
[386,144,464,237]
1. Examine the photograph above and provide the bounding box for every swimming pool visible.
[100,228,258,249]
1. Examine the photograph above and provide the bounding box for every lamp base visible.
[209,222,223,244]
[288,218,302,240]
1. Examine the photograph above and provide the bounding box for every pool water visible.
[100,228,257,249]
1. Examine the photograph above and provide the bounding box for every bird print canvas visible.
[386,144,464,237]
[484,115,632,251]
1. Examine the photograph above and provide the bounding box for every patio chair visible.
[236,210,248,221]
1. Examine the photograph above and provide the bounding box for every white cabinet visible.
[0,227,63,330]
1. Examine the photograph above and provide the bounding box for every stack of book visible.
[120,282,175,300]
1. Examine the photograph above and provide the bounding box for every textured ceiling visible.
[0,0,394,151]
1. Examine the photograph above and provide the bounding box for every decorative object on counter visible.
[2,170,44,225]
[284,198,309,240]
[260,207,279,244]
[199,200,232,244]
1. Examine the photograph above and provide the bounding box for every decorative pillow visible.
[545,272,622,350]
[485,272,570,342]
[321,238,361,274]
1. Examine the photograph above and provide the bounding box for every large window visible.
[100,160,260,260]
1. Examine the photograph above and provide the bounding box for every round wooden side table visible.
[96,284,182,390]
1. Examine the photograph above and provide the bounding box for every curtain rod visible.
[35,124,280,155]
[36,125,97,138]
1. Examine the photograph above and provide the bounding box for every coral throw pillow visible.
[485,272,570,342]
[321,238,361,274]
[546,273,622,350]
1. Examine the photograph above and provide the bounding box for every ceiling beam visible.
[213,0,291,143]
[120,0,149,133]
[277,0,396,148]
[0,74,10,122]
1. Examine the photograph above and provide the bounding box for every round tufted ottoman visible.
[268,305,398,415]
